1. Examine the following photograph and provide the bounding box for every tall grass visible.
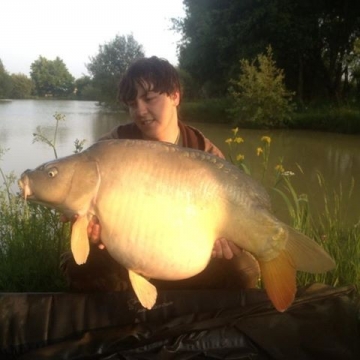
[0,157,70,291]
[226,128,360,290]
[0,113,81,292]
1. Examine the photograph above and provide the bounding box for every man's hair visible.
[118,56,181,104]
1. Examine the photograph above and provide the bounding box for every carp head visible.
[18,152,100,217]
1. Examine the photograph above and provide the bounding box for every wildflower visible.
[233,137,244,144]
[236,154,245,162]
[275,164,285,173]
[256,147,263,156]
[282,170,295,177]
[232,127,239,136]
[225,138,233,144]
[261,136,271,144]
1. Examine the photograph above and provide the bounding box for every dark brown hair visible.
[118,56,181,104]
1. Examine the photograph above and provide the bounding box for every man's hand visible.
[60,214,105,250]
[211,238,243,259]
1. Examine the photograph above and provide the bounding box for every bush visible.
[229,46,295,127]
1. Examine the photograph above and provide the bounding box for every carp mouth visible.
[18,176,33,200]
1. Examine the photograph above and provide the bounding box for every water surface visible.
[1,100,359,225]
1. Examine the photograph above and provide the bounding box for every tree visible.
[30,56,75,97]
[229,46,294,127]
[86,34,144,102]
[10,73,33,99]
[175,0,360,102]
[175,0,260,97]
[74,76,100,100]
[0,59,13,98]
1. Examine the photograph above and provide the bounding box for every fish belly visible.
[95,187,221,281]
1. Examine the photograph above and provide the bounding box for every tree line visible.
[1,0,360,109]
[0,34,144,102]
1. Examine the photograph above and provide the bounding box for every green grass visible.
[289,105,360,134]
[181,97,360,133]
[179,98,233,124]
[0,170,70,291]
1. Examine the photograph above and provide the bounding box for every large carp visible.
[18,139,335,312]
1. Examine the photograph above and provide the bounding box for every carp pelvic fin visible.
[259,250,296,312]
[129,270,157,310]
[70,215,90,265]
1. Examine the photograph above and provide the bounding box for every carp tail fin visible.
[259,250,296,312]
[258,226,335,312]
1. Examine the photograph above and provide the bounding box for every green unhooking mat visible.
[0,284,359,359]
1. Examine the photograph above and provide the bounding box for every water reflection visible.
[1,100,359,225]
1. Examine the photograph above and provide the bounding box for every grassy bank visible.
[180,98,360,134]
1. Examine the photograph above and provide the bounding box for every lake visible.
[1,99,359,225]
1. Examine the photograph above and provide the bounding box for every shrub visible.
[229,46,295,127]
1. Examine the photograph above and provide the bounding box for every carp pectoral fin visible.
[259,250,296,312]
[71,215,90,265]
[128,270,157,310]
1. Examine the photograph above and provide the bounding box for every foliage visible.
[179,97,233,124]
[30,56,75,97]
[86,34,145,103]
[175,0,360,102]
[225,128,360,290]
[0,112,85,292]
[74,76,100,100]
[290,104,360,134]
[33,112,86,158]
[0,59,13,98]
[33,112,65,159]
[0,186,69,291]
[229,46,295,127]
[10,73,33,99]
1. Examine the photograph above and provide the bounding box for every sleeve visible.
[203,138,226,159]
[180,122,225,159]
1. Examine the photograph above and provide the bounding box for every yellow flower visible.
[236,154,245,162]
[275,164,285,173]
[225,138,233,144]
[256,147,263,156]
[232,127,239,136]
[261,136,271,144]
[233,137,244,144]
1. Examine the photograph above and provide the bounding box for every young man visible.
[61,56,260,292]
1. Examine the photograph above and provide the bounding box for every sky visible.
[0,0,185,79]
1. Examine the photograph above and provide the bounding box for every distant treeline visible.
[1,1,360,132]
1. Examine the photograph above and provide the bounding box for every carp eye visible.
[47,168,58,178]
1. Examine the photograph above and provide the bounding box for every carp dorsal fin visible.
[128,270,157,310]
[71,215,90,265]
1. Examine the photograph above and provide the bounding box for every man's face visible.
[127,82,180,140]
